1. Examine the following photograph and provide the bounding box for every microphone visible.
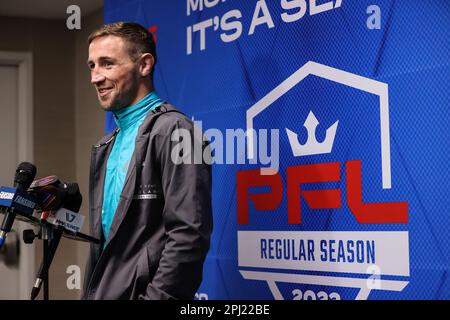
[30,178,84,228]
[30,176,81,211]
[29,176,66,213]
[30,182,83,300]
[61,182,83,212]
[0,162,37,247]
[50,182,84,232]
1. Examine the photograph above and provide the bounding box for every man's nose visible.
[91,68,106,85]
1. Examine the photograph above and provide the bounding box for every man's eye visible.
[104,61,113,67]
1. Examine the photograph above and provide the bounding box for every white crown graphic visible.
[286,111,339,157]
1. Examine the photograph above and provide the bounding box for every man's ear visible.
[139,53,154,77]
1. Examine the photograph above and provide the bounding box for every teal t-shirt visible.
[102,91,162,243]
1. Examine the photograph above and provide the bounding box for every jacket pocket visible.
[134,246,161,298]
[134,247,151,298]
[146,246,161,281]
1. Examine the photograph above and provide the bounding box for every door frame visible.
[0,51,35,299]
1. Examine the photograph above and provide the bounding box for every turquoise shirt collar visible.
[112,91,162,131]
[102,90,162,245]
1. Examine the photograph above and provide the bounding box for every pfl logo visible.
[236,61,410,300]
[239,61,408,225]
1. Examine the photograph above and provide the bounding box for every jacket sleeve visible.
[140,116,213,300]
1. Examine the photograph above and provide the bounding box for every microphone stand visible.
[42,224,51,300]
[29,213,63,300]
[19,209,99,300]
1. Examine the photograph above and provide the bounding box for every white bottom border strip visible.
[240,270,409,300]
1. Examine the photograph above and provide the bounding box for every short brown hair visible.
[88,22,157,77]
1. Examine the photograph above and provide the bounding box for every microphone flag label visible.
[0,186,36,215]
[51,208,85,233]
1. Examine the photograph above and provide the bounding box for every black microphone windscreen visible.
[64,182,82,212]
[14,162,37,191]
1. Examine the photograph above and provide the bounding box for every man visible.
[81,22,213,300]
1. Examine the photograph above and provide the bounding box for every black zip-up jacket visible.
[81,103,213,300]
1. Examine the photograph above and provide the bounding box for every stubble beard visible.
[100,80,140,112]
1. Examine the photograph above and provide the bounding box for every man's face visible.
[88,35,141,111]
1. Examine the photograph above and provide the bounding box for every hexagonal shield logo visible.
[236,61,409,300]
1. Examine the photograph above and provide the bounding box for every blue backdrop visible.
[103,0,450,300]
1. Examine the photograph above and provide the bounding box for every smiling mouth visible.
[97,87,113,97]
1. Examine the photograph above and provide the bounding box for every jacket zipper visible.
[85,129,118,298]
